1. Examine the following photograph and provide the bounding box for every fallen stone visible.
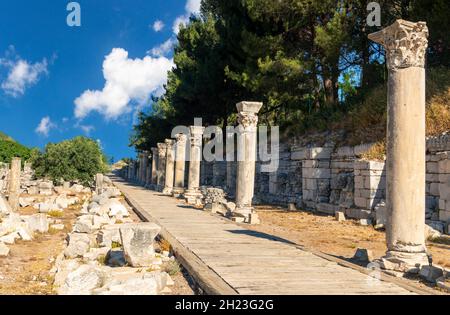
[0,242,9,257]
[288,203,297,211]
[19,197,35,208]
[104,199,129,218]
[39,181,54,196]
[425,224,442,240]
[119,223,161,267]
[353,248,374,263]
[0,232,19,244]
[24,214,49,233]
[359,219,372,226]
[64,233,91,258]
[93,271,169,295]
[335,211,346,222]
[83,247,110,263]
[59,265,106,295]
[419,265,444,283]
[96,225,122,248]
[70,184,84,193]
[0,195,11,215]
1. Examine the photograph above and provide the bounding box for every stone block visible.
[430,183,440,197]
[438,159,450,174]
[316,203,339,215]
[345,208,373,220]
[308,148,332,160]
[439,210,450,222]
[419,265,444,283]
[119,223,161,267]
[353,248,374,263]
[426,162,439,173]
[291,149,308,161]
[0,242,10,257]
[335,211,346,222]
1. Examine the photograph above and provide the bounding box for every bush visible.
[0,134,33,164]
[31,136,109,185]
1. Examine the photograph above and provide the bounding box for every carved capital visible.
[175,133,188,145]
[369,20,428,70]
[157,143,167,157]
[238,112,259,128]
[165,139,175,150]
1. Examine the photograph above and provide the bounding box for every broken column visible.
[163,139,175,195]
[156,143,167,192]
[95,173,104,195]
[233,102,263,223]
[150,147,158,190]
[173,134,187,197]
[8,157,21,211]
[369,20,429,272]
[184,126,205,205]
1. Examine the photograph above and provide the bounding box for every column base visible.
[377,251,429,274]
[162,187,173,195]
[184,190,203,205]
[230,207,260,225]
[172,187,185,198]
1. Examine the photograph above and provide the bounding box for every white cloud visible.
[152,20,165,32]
[173,0,202,34]
[148,38,177,57]
[1,58,48,97]
[35,116,56,137]
[185,0,201,14]
[74,48,174,120]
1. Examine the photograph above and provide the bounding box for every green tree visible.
[31,136,109,185]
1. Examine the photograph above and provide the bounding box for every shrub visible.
[31,136,109,186]
[0,134,33,164]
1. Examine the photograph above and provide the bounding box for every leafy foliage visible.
[0,132,33,164]
[31,136,109,185]
[131,0,450,150]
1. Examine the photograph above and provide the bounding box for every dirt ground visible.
[0,194,195,295]
[245,206,450,291]
[0,197,82,295]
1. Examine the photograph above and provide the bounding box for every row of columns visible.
[130,102,262,221]
[126,19,430,274]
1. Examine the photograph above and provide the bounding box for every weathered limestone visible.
[369,20,429,272]
[173,134,188,196]
[233,102,263,222]
[95,173,104,195]
[8,157,21,211]
[184,126,205,205]
[156,143,167,192]
[150,148,159,189]
[163,140,176,195]
[119,223,161,267]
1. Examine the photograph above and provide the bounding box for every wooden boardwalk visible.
[112,176,423,295]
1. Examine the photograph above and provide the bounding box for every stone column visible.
[233,102,263,223]
[369,20,429,273]
[151,148,159,189]
[95,173,104,195]
[8,157,21,211]
[156,143,167,192]
[145,152,152,188]
[184,126,205,205]
[142,151,149,185]
[163,139,176,195]
[173,134,188,197]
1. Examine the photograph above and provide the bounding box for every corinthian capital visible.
[157,143,167,157]
[237,101,263,128]
[369,20,428,70]
[175,133,188,145]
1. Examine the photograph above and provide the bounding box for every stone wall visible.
[126,133,450,234]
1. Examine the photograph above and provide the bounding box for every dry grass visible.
[360,141,386,161]
[159,238,171,252]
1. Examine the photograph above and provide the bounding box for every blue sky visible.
[0,0,200,162]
